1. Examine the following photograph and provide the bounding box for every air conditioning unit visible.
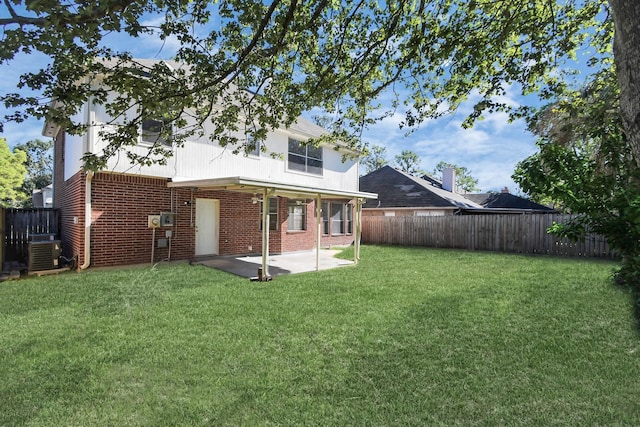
[30,233,56,242]
[28,240,62,272]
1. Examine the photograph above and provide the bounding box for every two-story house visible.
[43,59,376,272]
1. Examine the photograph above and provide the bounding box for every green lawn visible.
[1,246,638,426]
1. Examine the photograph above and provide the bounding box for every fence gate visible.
[3,208,60,265]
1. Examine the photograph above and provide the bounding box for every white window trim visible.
[287,138,323,176]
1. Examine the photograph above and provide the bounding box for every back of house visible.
[45,59,376,268]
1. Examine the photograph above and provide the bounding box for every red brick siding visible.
[194,190,268,255]
[54,172,85,266]
[53,130,87,265]
[320,200,356,248]
[280,200,317,253]
[56,167,356,267]
[90,173,185,267]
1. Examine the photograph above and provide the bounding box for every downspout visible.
[79,170,94,270]
[80,96,94,270]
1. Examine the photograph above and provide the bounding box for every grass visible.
[1,245,638,426]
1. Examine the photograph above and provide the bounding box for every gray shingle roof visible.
[360,166,556,212]
[465,192,554,211]
[359,166,483,209]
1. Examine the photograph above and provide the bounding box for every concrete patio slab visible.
[193,249,355,278]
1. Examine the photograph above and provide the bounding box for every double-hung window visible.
[141,118,172,146]
[259,197,279,231]
[288,139,323,175]
[287,201,307,231]
[322,202,353,236]
[246,135,260,157]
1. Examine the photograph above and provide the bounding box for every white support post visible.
[261,187,270,279]
[354,198,362,263]
[316,194,322,271]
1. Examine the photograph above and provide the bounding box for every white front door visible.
[195,198,219,256]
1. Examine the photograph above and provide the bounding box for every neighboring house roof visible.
[359,166,483,210]
[465,192,554,212]
[360,166,555,213]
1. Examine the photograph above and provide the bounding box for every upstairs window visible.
[141,118,172,146]
[288,139,322,175]
[246,135,260,157]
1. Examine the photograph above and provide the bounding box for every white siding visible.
[64,104,87,180]
[88,98,360,192]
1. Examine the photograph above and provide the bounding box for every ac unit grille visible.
[28,241,61,271]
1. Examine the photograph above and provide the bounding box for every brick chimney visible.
[501,187,510,194]
[442,167,456,192]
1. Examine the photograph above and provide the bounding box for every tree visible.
[13,138,53,207]
[0,137,27,207]
[431,162,480,193]
[394,150,424,176]
[0,0,620,172]
[360,144,388,175]
[512,68,640,285]
[610,0,640,167]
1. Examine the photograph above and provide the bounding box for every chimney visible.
[501,187,510,194]
[442,167,456,192]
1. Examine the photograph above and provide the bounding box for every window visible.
[259,197,279,231]
[246,135,260,157]
[322,202,353,236]
[287,201,307,231]
[322,202,330,235]
[288,138,323,175]
[331,203,344,234]
[141,118,172,146]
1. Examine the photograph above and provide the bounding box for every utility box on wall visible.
[160,212,175,227]
[148,215,161,228]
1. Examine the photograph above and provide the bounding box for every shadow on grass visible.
[323,289,639,426]
[614,279,640,335]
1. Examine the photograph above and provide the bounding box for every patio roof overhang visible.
[167,176,378,201]
[167,176,377,280]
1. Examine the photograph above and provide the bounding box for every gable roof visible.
[465,192,554,211]
[44,58,359,152]
[359,166,483,210]
[360,166,556,213]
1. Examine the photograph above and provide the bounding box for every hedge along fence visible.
[361,214,616,258]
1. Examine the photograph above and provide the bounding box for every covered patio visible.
[168,176,377,280]
[193,249,354,278]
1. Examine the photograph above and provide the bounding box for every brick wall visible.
[319,200,356,248]
[195,189,269,255]
[56,167,356,268]
[53,131,87,265]
[280,200,317,253]
[90,173,176,266]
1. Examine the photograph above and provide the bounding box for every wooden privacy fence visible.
[361,214,615,258]
[3,208,60,263]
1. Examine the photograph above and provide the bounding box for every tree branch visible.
[0,0,134,28]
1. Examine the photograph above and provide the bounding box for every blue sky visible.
[0,13,541,194]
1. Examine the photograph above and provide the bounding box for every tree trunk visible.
[610,0,640,167]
